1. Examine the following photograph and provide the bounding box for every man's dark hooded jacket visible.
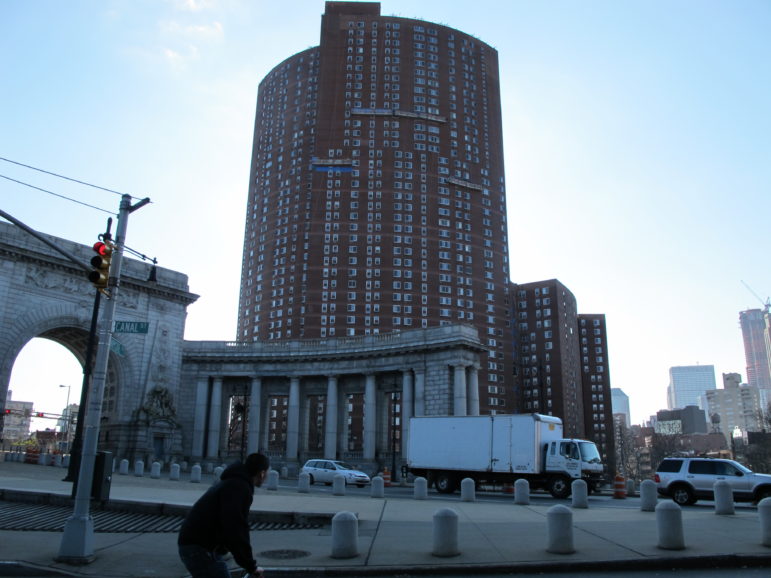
[178,462,258,574]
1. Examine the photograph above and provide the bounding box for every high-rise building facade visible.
[238,2,512,412]
[611,387,631,427]
[704,372,763,446]
[739,309,771,390]
[579,313,614,467]
[666,364,716,410]
[512,280,583,437]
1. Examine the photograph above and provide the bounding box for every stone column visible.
[401,370,414,460]
[286,377,301,462]
[364,374,376,461]
[453,365,467,416]
[467,364,480,416]
[206,377,223,459]
[325,376,339,459]
[414,369,425,416]
[192,377,208,459]
[247,377,262,454]
[262,396,271,452]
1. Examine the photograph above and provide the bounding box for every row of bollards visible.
[330,496,771,559]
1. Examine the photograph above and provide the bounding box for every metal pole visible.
[60,385,71,452]
[57,194,148,563]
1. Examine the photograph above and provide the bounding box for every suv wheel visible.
[671,484,695,506]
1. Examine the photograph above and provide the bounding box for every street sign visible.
[113,321,149,334]
[110,338,125,357]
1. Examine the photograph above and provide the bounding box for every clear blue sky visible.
[2,0,770,429]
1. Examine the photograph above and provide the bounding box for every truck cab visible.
[545,439,604,495]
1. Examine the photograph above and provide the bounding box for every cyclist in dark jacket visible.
[178,453,269,577]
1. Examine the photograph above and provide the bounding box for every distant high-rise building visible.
[704,372,763,446]
[611,387,631,427]
[667,365,716,410]
[237,1,512,413]
[739,309,771,390]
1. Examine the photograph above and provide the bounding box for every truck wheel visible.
[435,472,457,494]
[547,476,571,499]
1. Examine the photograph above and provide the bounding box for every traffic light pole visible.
[57,194,149,564]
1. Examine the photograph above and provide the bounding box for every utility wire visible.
[0,156,134,198]
[0,173,115,215]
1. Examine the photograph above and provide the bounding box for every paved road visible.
[1,460,770,578]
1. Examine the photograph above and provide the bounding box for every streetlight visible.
[59,385,71,453]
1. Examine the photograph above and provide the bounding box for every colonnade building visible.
[179,325,485,472]
[237,1,514,416]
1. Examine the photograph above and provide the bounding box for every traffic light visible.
[88,240,113,291]
[35,412,45,418]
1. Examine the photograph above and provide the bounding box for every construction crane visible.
[741,280,770,313]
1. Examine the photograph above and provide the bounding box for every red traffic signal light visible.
[87,240,113,290]
[3,409,10,414]
[35,412,45,417]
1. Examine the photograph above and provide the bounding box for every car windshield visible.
[334,462,356,470]
[579,442,602,463]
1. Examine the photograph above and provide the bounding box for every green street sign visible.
[114,321,149,334]
[110,338,125,357]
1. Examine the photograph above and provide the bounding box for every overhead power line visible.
[0,173,115,215]
[0,156,135,198]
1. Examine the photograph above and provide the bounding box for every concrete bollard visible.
[298,472,311,493]
[53,454,63,467]
[432,508,460,557]
[62,455,70,468]
[713,481,735,515]
[119,459,129,475]
[640,479,658,511]
[626,479,636,497]
[151,462,162,479]
[371,476,385,498]
[546,505,575,554]
[656,501,685,550]
[414,476,428,500]
[514,479,530,505]
[280,466,289,479]
[461,478,476,502]
[266,469,279,491]
[333,474,346,496]
[134,460,145,477]
[331,511,358,559]
[212,466,224,483]
[759,497,771,546]
[205,462,214,474]
[38,453,48,466]
[181,461,188,472]
[170,463,181,481]
[190,464,202,483]
[571,479,588,509]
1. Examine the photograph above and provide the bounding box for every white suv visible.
[655,457,771,505]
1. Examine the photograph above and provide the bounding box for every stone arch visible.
[0,221,197,462]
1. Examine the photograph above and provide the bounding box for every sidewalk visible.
[1,460,771,577]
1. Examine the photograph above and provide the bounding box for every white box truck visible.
[407,413,605,498]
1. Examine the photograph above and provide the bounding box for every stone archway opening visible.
[7,335,84,450]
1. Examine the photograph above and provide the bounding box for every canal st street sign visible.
[113,321,149,334]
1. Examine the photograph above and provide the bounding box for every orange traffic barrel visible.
[383,467,391,487]
[613,473,627,499]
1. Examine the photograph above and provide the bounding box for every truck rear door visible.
[490,416,512,472]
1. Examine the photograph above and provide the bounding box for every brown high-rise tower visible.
[238,2,512,412]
